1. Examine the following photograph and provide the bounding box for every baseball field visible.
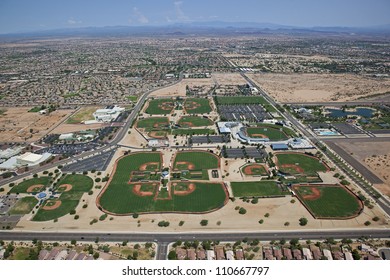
[32,174,94,221]
[184,98,212,114]
[292,184,363,219]
[145,99,175,115]
[275,153,329,175]
[178,116,213,127]
[9,177,51,194]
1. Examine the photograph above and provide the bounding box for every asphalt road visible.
[324,141,383,184]
[0,229,389,260]
[281,101,390,106]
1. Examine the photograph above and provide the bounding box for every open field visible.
[212,73,247,85]
[248,73,390,103]
[66,106,99,124]
[178,116,213,127]
[150,78,214,97]
[184,98,212,114]
[136,117,170,129]
[276,153,328,175]
[8,197,38,215]
[145,99,174,115]
[293,184,363,219]
[231,181,288,197]
[51,123,105,134]
[32,174,93,221]
[9,177,51,194]
[0,107,73,142]
[173,151,219,170]
[241,163,268,176]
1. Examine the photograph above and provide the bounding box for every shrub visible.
[264,213,270,218]
[200,220,208,226]
[158,221,170,227]
[99,214,108,221]
[179,221,185,226]
[132,213,139,219]
[299,217,308,226]
[82,204,88,209]
[372,216,380,222]
[69,209,76,215]
[239,207,247,215]
[284,222,290,226]
[364,221,371,226]
[74,215,79,220]
[258,219,264,224]
[90,218,98,225]
[95,178,101,183]
[88,190,93,195]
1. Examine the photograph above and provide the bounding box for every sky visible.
[0,0,389,34]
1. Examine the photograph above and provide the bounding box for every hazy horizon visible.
[0,0,389,34]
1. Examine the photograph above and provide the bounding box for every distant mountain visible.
[1,21,389,39]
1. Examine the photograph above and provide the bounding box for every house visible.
[196,249,206,260]
[55,250,68,260]
[46,248,60,260]
[323,249,333,260]
[206,250,215,260]
[176,248,187,260]
[93,105,125,122]
[38,249,49,260]
[226,250,235,260]
[273,247,283,260]
[263,247,274,260]
[302,248,313,260]
[75,253,86,260]
[310,245,322,260]
[332,251,344,260]
[292,249,302,260]
[66,250,78,260]
[215,246,226,260]
[282,248,292,260]
[235,249,244,260]
[187,249,196,260]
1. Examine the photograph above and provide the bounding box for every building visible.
[235,249,244,260]
[206,250,215,260]
[302,248,313,260]
[93,105,125,122]
[148,139,169,148]
[271,143,289,151]
[323,249,333,260]
[0,147,24,160]
[0,152,52,170]
[226,250,235,260]
[59,133,74,140]
[288,138,314,150]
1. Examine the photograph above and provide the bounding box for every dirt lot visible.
[248,73,390,103]
[66,106,100,124]
[0,107,74,142]
[51,123,106,134]
[213,73,247,85]
[336,140,390,196]
[150,78,214,97]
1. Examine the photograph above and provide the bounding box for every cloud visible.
[174,1,189,21]
[132,7,149,24]
[67,18,82,25]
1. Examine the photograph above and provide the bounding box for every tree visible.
[168,251,177,260]
[200,220,208,226]
[299,217,308,226]
[93,252,100,259]
[71,240,77,245]
[132,251,138,260]
[352,249,361,260]
[290,239,299,246]
[179,221,185,226]
[239,207,247,215]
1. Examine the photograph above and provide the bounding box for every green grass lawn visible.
[173,151,219,170]
[8,197,38,215]
[247,126,289,141]
[127,95,138,102]
[231,181,288,197]
[66,106,98,124]
[184,98,212,114]
[178,116,213,127]
[215,96,268,105]
[276,153,328,174]
[10,177,51,194]
[99,181,226,214]
[145,99,174,114]
[32,174,93,221]
[294,185,362,218]
[136,117,170,128]
[172,128,215,135]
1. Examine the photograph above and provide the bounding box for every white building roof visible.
[17,152,42,163]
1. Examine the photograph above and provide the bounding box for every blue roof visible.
[271,143,289,150]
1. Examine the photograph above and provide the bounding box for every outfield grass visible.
[294,185,362,218]
[32,174,93,221]
[127,95,138,102]
[178,116,213,127]
[98,153,162,213]
[99,181,226,214]
[247,127,289,141]
[184,98,212,114]
[231,181,288,197]
[276,153,328,174]
[145,99,174,114]
[8,197,38,215]
[10,177,51,194]
[172,128,215,135]
[241,164,268,176]
[173,151,219,170]
[214,96,267,105]
[136,117,169,128]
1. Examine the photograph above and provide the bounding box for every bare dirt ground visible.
[212,72,247,85]
[118,128,147,148]
[150,78,214,97]
[51,123,105,134]
[248,73,390,103]
[0,107,74,142]
[336,141,390,196]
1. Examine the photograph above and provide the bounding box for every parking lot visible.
[0,194,18,214]
[218,104,271,122]
[0,214,22,230]
[332,123,364,135]
[36,142,101,156]
[62,149,116,173]
[223,147,267,159]
[191,135,230,144]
